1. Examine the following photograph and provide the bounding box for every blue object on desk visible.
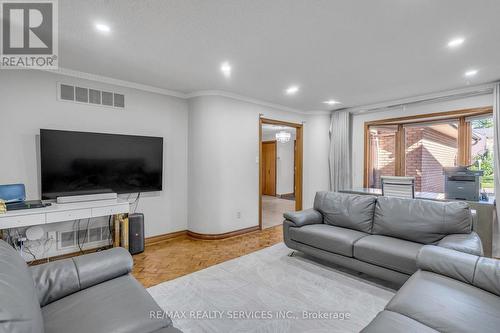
[0,184,26,203]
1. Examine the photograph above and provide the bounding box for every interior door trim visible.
[259,117,303,230]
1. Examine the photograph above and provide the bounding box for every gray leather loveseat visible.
[283,191,483,286]
[362,245,500,332]
[0,239,180,333]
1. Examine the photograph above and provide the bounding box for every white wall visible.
[0,70,189,239]
[188,95,330,234]
[350,94,493,187]
[276,140,295,195]
[0,71,331,251]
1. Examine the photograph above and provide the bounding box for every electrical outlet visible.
[47,231,57,241]
[236,211,241,219]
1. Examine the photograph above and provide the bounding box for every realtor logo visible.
[1,0,58,68]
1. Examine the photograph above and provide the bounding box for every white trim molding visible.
[44,67,187,98]
[186,90,308,115]
[42,68,313,115]
[346,83,497,115]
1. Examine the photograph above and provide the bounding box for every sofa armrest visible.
[437,232,483,256]
[283,208,322,227]
[30,247,133,306]
[417,245,500,296]
[417,245,479,284]
[474,256,500,296]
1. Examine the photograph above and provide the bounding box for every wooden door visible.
[261,141,276,196]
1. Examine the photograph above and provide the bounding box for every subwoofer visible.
[128,213,144,254]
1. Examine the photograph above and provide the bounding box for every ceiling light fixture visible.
[285,85,299,95]
[447,37,465,48]
[95,23,111,33]
[323,99,341,106]
[464,69,478,77]
[220,62,231,78]
[276,130,291,143]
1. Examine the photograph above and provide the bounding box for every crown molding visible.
[185,90,308,115]
[41,68,314,115]
[43,67,188,98]
[304,109,334,116]
[39,68,498,117]
[347,82,497,115]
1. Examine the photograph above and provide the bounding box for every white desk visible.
[0,199,130,249]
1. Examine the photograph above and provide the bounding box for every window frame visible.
[363,107,493,188]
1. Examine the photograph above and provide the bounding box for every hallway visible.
[262,195,295,229]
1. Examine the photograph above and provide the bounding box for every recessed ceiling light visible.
[220,62,231,78]
[285,85,299,95]
[447,37,465,48]
[323,100,341,106]
[95,23,111,33]
[464,69,478,77]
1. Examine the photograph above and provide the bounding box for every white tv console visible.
[0,199,130,250]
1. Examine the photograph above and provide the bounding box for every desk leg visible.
[113,215,121,247]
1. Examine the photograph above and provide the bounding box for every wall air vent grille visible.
[57,226,112,250]
[58,83,125,109]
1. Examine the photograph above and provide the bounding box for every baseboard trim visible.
[145,230,187,246]
[187,226,260,240]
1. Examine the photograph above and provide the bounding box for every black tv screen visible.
[40,129,163,199]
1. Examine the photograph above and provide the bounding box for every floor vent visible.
[58,83,125,109]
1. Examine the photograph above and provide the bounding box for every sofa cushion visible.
[289,224,368,257]
[42,274,172,333]
[354,235,422,275]
[361,310,438,333]
[385,270,500,333]
[373,196,472,244]
[313,191,377,233]
[0,240,43,333]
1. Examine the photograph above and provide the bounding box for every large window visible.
[367,125,398,189]
[469,115,495,195]
[365,108,494,195]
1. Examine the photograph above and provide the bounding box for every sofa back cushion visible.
[0,240,44,333]
[373,196,472,244]
[313,191,377,233]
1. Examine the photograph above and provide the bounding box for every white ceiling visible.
[59,0,500,112]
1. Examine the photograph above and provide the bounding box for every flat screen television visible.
[40,129,163,199]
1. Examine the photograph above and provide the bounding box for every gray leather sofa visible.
[283,191,483,286]
[362,245,500,332]
[0,239,180,333]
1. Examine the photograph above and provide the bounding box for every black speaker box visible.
[128,213,144,254]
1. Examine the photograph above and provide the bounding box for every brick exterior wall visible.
[420,128,457,192]
[370,126,457,192]
[405,128,423,191]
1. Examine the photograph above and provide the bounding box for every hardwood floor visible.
[132,225,283,288]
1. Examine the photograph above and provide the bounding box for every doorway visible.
[259,118,303,229]
[262,141,277,196]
